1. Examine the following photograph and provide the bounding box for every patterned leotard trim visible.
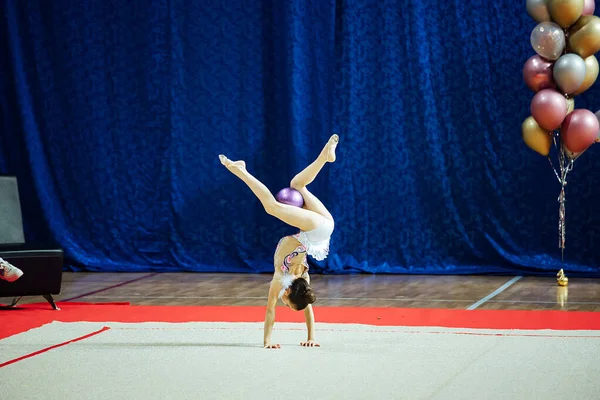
[274,236,309,274]
[281,244,308,274]
[275,239,309,299]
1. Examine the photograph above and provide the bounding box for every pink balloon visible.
[523,55,556,92]
[530,89,568,131]
[583,0,595,15]
[561,109,599,153]
[594,110,600,142]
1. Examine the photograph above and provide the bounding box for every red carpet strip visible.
[2,303,600,341]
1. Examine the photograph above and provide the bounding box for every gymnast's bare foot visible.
[323,134,339,162]
[219,155,246,175]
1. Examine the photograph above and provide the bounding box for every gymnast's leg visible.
[290,134,338,222]
[219,155,324,232]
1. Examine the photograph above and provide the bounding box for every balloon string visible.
[554,132,572,264]
[547,156,561,183]
[547,130,563,183]
[558,186,566,251]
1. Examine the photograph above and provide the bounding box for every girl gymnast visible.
[219,134,338,349]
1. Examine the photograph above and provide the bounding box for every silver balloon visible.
[527,0,552,22]
[553,54,587,94]
[530,22,566,60]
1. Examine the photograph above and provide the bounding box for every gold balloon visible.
[522,116,552,156]
[569,15,600,58]
[572,55,599,95]
[548,0,584,27]
[566,97,575,114]
[570,14,592,36]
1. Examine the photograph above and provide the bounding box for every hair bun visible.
[304,287,316,304]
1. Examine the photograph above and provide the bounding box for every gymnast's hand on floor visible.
[264,343,281,349]
[300,340,320,347]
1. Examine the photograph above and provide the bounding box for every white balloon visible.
[530,22,566,61]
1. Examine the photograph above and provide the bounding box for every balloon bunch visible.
[522,0,600,258]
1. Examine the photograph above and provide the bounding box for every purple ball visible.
[275,187,304,208]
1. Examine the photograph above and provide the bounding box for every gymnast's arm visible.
[301,272,319,347]
[302,305,317,344]
[263,278,280,349]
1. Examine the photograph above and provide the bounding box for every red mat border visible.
[2,303,600,340]
[0,326,110,368]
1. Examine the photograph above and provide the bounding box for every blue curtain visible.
[2,0,600,276]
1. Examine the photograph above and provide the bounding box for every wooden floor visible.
[3,272,600,312]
